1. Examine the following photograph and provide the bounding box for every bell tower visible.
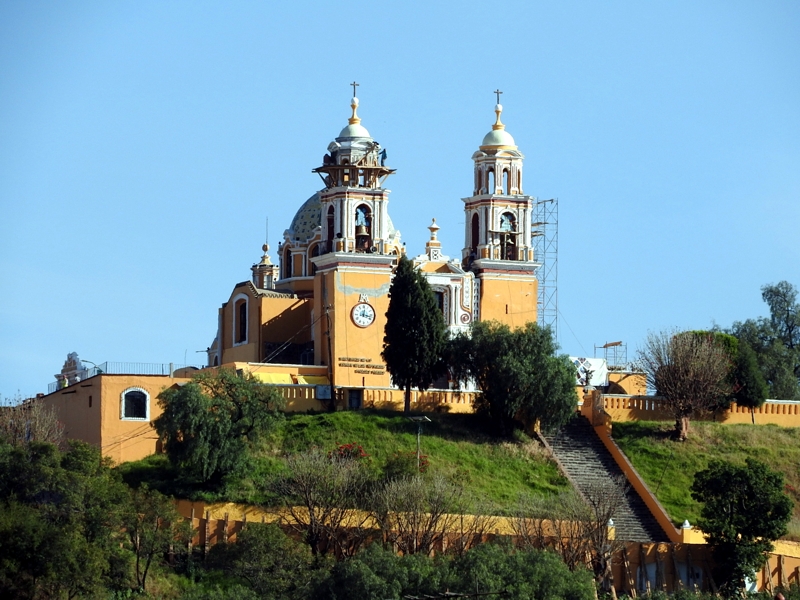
[311,86,399,255]
[462,93,538,327]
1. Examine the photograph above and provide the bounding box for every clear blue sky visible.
[1,1,798,398]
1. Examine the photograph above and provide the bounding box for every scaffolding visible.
[533,198,558,340]
[594,341,629,369]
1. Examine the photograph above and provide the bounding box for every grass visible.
[118,409,569,510]
[612,420,800,537]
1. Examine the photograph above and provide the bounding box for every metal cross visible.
[351,81,359,97]
[494,89,503,103]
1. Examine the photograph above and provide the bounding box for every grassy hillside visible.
[612,420,800,538]
[119,409,569,510]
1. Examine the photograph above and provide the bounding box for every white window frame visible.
[120,387,150,421]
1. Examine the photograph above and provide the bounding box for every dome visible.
[480,103,518,149]
[338,122,372,140]
[288,193,321,242]
[481,128,516,147]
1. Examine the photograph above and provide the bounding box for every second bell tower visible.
[462,96,539,327]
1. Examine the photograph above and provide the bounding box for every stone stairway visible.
[544,415,670,542]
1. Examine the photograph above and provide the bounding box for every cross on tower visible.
[351,81,359,97]
[494,89,503,104]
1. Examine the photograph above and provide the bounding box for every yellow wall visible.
[601,395,800,427]
[478,276,537,329]
[260,297,312,345]
[41,373,191,465]
[327,267,394,389]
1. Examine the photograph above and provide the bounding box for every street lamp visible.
[407,415,431,472]
[81,360,103,376]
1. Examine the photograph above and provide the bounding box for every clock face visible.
[351,302,376,328]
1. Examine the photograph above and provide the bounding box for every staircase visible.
[544,415,670,542]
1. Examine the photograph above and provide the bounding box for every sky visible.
[1,1,798,398]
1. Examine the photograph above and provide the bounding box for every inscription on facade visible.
[337,356,386,375]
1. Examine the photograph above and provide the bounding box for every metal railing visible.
[47,362,205,394]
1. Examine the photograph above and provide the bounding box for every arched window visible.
[470,213,480,257]
[234,295,248,344]
[503,169,510,195]
[354,204,372,251]
[282,247,292,279]
[121,387,149,421]
[487,169,495,194]
[309,244,320,274]
[499,212,517,261]
[517,170,522,193]
[326,205,335,249]
[475,169,482,195]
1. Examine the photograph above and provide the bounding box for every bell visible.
[355,225,369,236]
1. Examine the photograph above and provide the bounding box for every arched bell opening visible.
[503,169,510,195]
[470,213,480,259]
[326,206,335,252]
[487,168,495,195]
[354,204,372,252]
[499,212,517,261]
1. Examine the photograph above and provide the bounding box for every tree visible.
[273,448,373,557]
[383,255,448,413]
[371,474,463,556]
[207,522,314,599]
[729,281,800,400]
[0,396,64,447]
[0,440,131,598]
[730,340,769,422]
[125,485,191,593]
[637,330,731,440]
[154,368,284,486]
[691,458,793,597]
[450,320,575,436]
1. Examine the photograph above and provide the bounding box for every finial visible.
[494,89,503,104]
[428,218,440,240]
[349,88,361,125]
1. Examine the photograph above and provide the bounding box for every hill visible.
[119,409,569,509]
[612,420,800,539]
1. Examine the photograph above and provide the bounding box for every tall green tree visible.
[382,255,447,413]
[449,321,575,436]
[155,368,284,487]
[731,340,769,422]
[730,281,800,400]
[691,458,793,597]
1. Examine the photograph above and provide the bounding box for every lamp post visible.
[407,415,431,472]
[81,360,102,376]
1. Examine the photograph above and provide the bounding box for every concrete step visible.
[544,415,670,543]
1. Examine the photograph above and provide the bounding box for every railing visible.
[47,362,205,394]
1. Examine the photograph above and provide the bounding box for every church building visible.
[207,92,540,408]
[41,92,561,463]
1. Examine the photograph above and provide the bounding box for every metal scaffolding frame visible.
[533,198,558,340]
[594,341,629,369]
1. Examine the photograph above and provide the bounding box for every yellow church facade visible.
[40,94,544,463]
[209,95,540,408]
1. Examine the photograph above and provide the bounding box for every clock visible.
[351,302,376,328]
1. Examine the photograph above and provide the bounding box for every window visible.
[326,206,335,247]
[503,169,510,195]
[232,293,248,345]
[470,213,480,257]
[121,387,149,420]
[282,247,292,279]
[487,169,495,194]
